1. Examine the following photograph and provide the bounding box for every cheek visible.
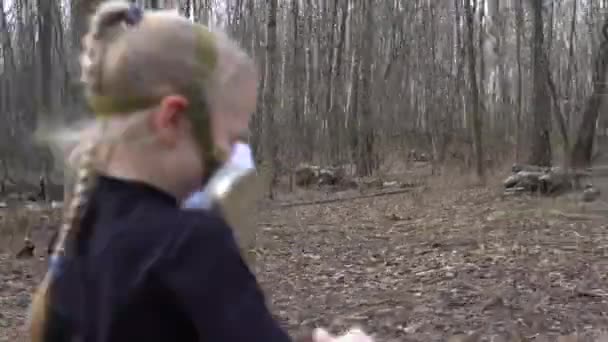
[211,116,231,154]
[233,111,251,133]
[176,141,204,181]
[185,139,203,167]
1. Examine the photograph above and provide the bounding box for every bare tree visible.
[465,0,485,180]
[2,0,608,197]
[262,0,279,198]
[527,0,552,167]
[570,17,608,168]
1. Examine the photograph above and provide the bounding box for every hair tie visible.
[125,4,143,26]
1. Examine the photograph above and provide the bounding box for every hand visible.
[312,327,374,342]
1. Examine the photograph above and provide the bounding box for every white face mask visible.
[228,142,255,170]
[183,142,256,209]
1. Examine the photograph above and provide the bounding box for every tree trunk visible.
[357,0,375,176]
[570,17,608,168]
[263,0,279,198]
[527,0,552,167]
[515,0,523,162]
[465,0,485,180]
[36,0,55,198]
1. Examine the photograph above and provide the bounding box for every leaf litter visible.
[0,181,607,342]
[256,183,608,342]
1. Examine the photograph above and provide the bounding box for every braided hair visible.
[28,3,142,342]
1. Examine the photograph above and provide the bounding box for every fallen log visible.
[294,164,354,188]
[504,164,598,199]
[511,163,548,173]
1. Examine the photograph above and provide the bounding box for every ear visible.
[153,95,189,146]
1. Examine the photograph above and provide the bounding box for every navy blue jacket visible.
[48,175,291,342]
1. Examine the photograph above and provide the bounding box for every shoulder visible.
[114,203,235,249]
[92,205,239,278]
[153,209,242,267]
[151,209,255,300]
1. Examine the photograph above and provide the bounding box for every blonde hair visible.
[29,2,257,341]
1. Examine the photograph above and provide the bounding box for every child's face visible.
[210,76,257,158]
[150,77,256,197]
[149,95,205,197]
[171,127,206,195]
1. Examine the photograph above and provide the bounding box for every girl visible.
[28,2,373,342]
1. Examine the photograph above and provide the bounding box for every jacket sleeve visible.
[159,214,292,342]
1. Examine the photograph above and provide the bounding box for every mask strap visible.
[190,27,223,184]
[183,92,224,184]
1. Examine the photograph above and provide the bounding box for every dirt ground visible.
[1,172,607,342]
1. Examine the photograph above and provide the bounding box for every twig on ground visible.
[272,189,417,209]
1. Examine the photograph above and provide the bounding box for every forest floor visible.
[1,167,607,342]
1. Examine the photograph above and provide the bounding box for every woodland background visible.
[2,0,608,196]
[1,2,608,341]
